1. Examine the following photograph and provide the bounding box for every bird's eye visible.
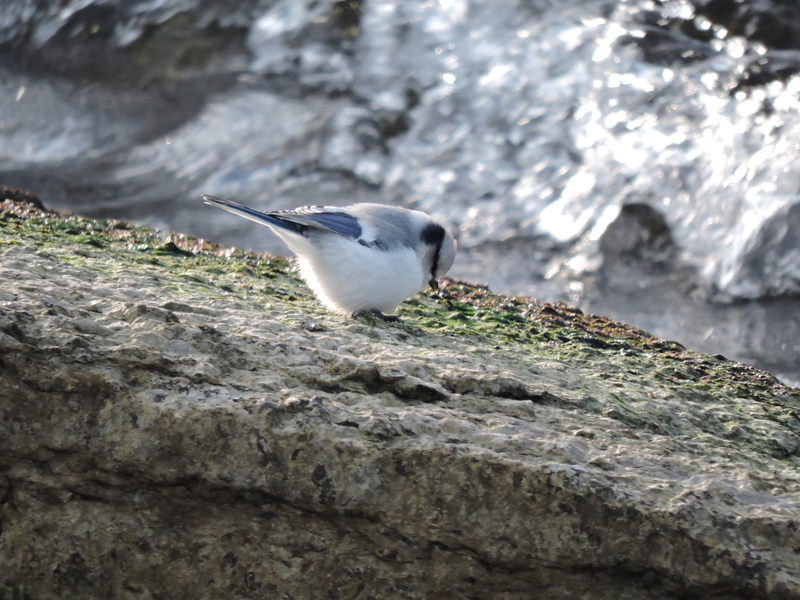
[420,223,445,245]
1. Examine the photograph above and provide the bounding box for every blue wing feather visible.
[299,211,362,238]
[203,195,363,239]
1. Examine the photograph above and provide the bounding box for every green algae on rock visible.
[1,197,799,600]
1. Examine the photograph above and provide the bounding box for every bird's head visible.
[420,221,457,292]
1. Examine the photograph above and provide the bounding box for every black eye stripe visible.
[420,222,445,246]
[420,223,445,278]
[419,222,446,278]
[430,237,443,279]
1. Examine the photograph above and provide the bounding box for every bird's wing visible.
[273,205,364,238]
[203,195,363,239]
[346,204,423,250]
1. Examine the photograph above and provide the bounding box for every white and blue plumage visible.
[203,195,457,321]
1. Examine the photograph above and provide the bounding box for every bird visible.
[202,195,457,321]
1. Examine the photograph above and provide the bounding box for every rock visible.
[597,203,676,267]
[1,198,799,600]
[691,0,800,51]
[627,0,800,84]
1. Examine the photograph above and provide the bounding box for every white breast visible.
[293,236,425,315]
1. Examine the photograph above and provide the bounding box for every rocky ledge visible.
[1,197,799,600]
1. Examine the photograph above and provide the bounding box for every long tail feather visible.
[203,195,313,237]
[202,195,284,228]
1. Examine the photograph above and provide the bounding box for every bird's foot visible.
[353,309,403,323]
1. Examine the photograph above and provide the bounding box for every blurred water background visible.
[1,0,799,386]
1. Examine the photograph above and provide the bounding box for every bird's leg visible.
[353,309,403,323]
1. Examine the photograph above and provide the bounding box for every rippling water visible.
[1,0,798,385]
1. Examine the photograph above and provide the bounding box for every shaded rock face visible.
[1,207,800,599]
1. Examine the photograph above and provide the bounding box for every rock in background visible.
[1,198,799,599]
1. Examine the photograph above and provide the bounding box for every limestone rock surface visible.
[1,199,799,600]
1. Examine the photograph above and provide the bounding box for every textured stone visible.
[1,200,799,599]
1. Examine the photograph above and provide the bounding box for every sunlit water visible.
[1,0,798,385]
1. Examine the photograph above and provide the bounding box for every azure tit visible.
[203,195,457,321]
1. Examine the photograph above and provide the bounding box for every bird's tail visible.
[202,195,285,229]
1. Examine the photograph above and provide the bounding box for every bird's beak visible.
[429,277,439,291]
